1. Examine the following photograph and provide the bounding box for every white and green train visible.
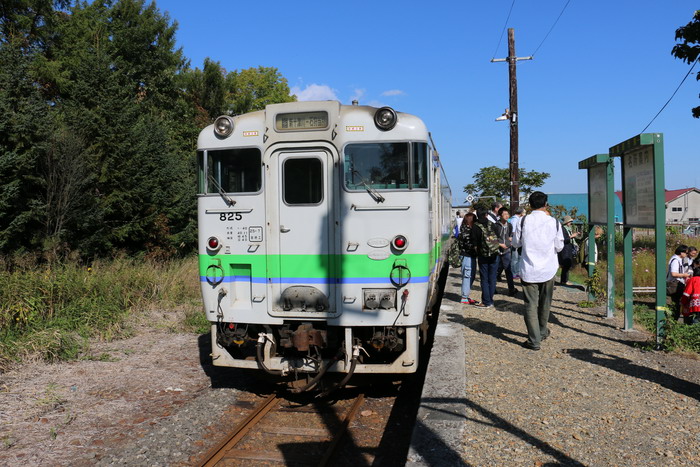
[197,101,451,389]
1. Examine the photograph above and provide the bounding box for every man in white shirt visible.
[511,191,564,350]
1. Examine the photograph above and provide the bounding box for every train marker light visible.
[207,236,221,251]
[214,115,234,137]
[392,235,408,251]
[374,107,397,131]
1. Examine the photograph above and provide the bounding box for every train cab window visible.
[344,142,428,191]
[206,148,262,193]
[283,158,323,205]
[344,143,409,190]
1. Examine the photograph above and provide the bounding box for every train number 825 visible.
[219,212,243,221]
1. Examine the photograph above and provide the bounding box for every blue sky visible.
[157,0,699,204]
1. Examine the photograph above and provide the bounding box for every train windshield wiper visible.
[208,175,236,206]
[352,170,385,203]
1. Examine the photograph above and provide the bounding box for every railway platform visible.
[407,268,700,466]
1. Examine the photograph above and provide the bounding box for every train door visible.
[274,150,335,314]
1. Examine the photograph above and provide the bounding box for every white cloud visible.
[381,89,405,97]
[350,88,366,103]
[290,84,338,101]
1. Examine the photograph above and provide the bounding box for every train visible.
[197,100,452,391]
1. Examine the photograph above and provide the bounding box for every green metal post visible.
[623,227,633,329]
[651,134,666,345]
[587,224,595,302]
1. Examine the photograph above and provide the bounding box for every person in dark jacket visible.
[458,212,479,305]
[474,208,499,308]
[494,207,517,296]
[558,215,580,286]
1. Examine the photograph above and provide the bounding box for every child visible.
[680,258,700,324]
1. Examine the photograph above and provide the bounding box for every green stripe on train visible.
[198,253,434,277]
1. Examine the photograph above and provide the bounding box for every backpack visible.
[458,223,477,257]
[476,222,500,258]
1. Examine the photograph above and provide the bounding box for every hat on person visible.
[562,215,573,225]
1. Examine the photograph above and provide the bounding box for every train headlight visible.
[207,236,222,251]
[374,107,397,131]
[214,115,234,137]
[392,235,408,251]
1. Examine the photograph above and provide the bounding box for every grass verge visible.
[0,255,203,371]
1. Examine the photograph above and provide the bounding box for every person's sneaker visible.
[475,303,493,309]
[460,298,469,304]
[468,298,480,306]
[522,341,541,351]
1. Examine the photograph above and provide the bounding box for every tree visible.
[0,37,48,252]
[672,10,700,118]
[463,166,550,205]
[227,66,295,115]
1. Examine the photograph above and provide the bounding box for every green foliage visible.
[0,255,202,370]
[671,10,700,118]
[633,305,700,353]
[0,0,296,259]
[181,62,296,123]
[584,265,605,302]
[463,165,550,204]
[0,37,49,251]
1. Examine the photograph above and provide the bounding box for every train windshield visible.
[344,142,428,191]
[204,148,262,194]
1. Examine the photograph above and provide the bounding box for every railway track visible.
[195,391,367,466]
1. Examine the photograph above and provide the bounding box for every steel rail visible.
[195,393,279,467]
[317,393,365,467]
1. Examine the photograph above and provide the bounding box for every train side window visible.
[197,150,205,194]
[283,158,323,205]
[411,142,428,189]
[207,148,262,193]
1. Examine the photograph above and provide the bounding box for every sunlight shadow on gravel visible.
[421,397,586,467]
[565,349,700,402]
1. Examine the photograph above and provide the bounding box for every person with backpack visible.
[511,191,564,350]
[494,207,517,296]
[458,212,480,305]
[557,216,580,286]
[473,208,501,309]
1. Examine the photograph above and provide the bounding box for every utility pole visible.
[491,28,532,210]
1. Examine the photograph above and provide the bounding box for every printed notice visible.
[623,146,655,227]
[588,164,607,225]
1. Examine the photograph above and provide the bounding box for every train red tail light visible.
[207,236,221,251]
[392,235,408,251]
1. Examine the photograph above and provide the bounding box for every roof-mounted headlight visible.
[214,115,234,137]
[374,107,397,131]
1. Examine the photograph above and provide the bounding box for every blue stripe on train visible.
[199,276,430,284]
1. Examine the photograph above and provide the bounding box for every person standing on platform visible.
[494,207,517,296]
[486,202,502,224]
[474,208,499,309]
[558,215,580,286]
[453,211,463,238]
[668,245,690,320]
[511,191,564,350]
[458,212,480,305]
[509,206,525,279]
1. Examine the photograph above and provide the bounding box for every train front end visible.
[197,101,451,385]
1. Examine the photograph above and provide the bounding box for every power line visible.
[530,0,572,57]
[641,57,699,133]
[492,0,517,60]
